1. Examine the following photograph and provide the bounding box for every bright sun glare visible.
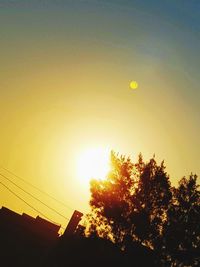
[77,147,110,184]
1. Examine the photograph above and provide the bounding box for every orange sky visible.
[0,1,199,229]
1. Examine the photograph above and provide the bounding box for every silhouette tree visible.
[85,152,200,266]
[86,152,172,265]
[162,174,200,266]
[131,155,172,251]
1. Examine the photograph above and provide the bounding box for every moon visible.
[130,81,138,90]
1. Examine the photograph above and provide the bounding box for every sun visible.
[77,147,110,184]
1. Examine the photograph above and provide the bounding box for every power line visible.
[0,173,70,221]
[0,166,74,211]
[0,180,65,229]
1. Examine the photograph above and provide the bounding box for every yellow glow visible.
[77,147,110,184]
[130,80,138,89]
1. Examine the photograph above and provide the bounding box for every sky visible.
[0,0,199,230]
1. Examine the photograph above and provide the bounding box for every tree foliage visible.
[85,151,200,266]
[163,174,200,266]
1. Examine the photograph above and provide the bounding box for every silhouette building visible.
[64,210,83,237]
[0,206,60,240]
[0,206,83,266]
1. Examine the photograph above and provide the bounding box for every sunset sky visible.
[0,0,199,230]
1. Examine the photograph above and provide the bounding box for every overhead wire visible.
[0,166,74,212]
[0,180,65,230]
[0,172,70,221]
